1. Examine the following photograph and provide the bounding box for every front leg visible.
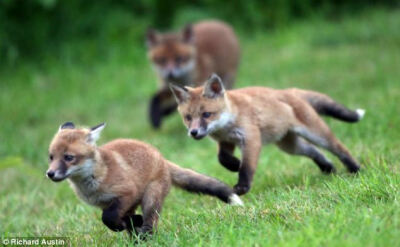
[102,199,129,232]
[102,196,140,236]
[149,88,177,129]
[122,214,143,236]
[234,129,262,195]
[218,142,241,172]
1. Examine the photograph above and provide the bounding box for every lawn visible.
[0,8,399,247]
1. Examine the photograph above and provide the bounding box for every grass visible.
[1,8,400,247]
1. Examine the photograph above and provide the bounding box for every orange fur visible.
[146,20,240,128]
[47,123,242,237]
[171,75,364,195]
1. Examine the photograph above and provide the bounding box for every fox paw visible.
[136,226,153,241]
[320,165,336,174]
[234,184,250,195]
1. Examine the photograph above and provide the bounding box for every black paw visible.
[340,156,361,173]
[313,158,336,174]
[123,214,144,235]
[136,225,153,241]
[348,165,360,173]
[320,165,336,174]
[233,184,250,195]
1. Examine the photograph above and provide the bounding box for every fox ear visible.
[59,122,75,131]
[146,28,159,47]
[169,84,190,104]
[182,24,194,43]
[87,123,106,144]
[203,74,225,98]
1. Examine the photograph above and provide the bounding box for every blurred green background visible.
[1,1,400,246]
[1,0,398,63]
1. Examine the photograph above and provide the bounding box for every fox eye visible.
[49,154,53,161]
[202,112,212,118]
[64,154,75,162]
[185,114,192,121]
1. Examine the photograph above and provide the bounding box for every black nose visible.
[47,170,55,178]
[190,129,198,137]
[167,71,175,80]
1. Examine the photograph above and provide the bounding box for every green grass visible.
[1,8,400,247]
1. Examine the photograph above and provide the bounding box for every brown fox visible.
[146,20,240,128]
[46,122,243,237]
[170,74,365,195]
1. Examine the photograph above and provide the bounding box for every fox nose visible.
[167,71,174,80]
[46,170,55,178]
[190,129,198,137]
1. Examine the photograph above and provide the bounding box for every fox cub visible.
[170,74,365,195]
[46,122,242,237]
[146,20,240,128]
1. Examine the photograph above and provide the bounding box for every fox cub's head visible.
[146,24,196,82]
[46,122,105,182]
[170,74,234,140]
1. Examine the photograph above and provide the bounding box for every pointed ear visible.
[87,123,106,144]
[169,84,190,104]
[203,74,225,98]
[59,122,75,131]
[182,24,194,43]
[146,28,159,47]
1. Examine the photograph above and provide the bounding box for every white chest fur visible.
[69,178,115,207]
[67,160,116,208]
[211,126,246,147]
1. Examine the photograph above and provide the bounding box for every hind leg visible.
[138,180,170,237]
[277,132,336,173]
[292,120,360,173]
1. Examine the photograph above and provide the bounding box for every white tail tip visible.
[229,194,244,206]
[356,109,366,120]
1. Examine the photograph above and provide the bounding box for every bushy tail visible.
[295,89,365,123]
[167,161,243,206]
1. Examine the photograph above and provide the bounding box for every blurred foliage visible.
[0,0,398,64]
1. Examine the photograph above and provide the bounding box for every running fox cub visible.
[170,74,365,195]
[46,122,242,237]
[146,20,240,128]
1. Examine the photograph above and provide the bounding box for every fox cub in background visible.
[170,74,365,195]
[46,122,242,237]
[146,20,240,128]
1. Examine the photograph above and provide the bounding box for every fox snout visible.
[166,70,176,80]
[46,162,68,182]
[162,67,184,81]
[46,168,67,182]
[186,117,207,140]
[188,127,207,140]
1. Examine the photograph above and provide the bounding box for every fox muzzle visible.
[46,161,68,182]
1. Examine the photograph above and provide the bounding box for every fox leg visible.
[293,121,360,173]
[102,197,136,233]
[277,132,336,173]
[138,180,170,237]
[149,88,177,128]
[122,214,143,236]
[234,128,262,195]
[218,142,240,172]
